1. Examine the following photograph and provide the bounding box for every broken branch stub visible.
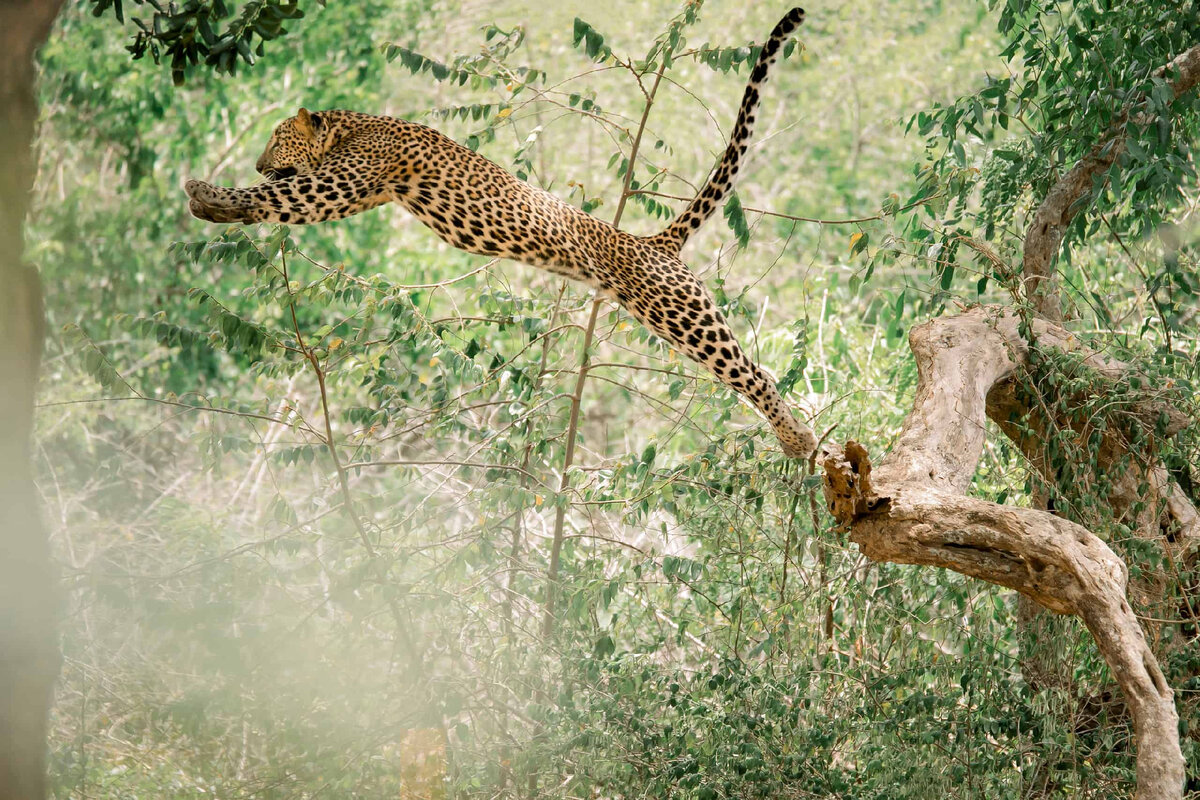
[820,441,885,525]
[820,307,1184,800]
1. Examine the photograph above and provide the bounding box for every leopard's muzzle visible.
[262,166,298,181]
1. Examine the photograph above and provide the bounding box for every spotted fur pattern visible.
[185,9,815,459]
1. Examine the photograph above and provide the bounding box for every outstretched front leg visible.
[186,159,393,225]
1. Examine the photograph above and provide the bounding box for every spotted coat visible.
[186,8,816,459]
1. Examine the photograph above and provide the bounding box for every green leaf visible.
[723,192,750,248]
[592,634,615,659]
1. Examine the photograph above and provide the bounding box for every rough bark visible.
[0,1,66,798]
[987,307,1200,798]
[1017,39,1200,552]
[1002,38,1200,793]
[1023,42,1200,322]
[822,307,1185,800]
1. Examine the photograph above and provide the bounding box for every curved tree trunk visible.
[821,308,1187,799]
[0,1,66,797]
[822,40,1200,799]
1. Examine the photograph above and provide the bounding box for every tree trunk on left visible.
[0,1,66,797]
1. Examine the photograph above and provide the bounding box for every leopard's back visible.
[387,120,612,279]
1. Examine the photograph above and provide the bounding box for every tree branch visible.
[541,59,668,639]
[1023,41,1200,321]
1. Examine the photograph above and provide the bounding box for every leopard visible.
[185,7,818,459]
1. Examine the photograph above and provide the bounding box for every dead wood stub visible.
[821,440,885,527]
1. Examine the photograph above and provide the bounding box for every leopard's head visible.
[255,108,329,180]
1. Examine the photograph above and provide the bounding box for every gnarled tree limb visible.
[823,29,1200,800]
[822,307,1185,800]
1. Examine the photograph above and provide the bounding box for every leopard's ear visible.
[295,107,319,140]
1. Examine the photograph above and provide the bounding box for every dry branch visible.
[822,307,1185,800]
[1009,43,1200,784]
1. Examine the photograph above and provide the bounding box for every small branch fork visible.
[279,248,375,556]
[821,308,1186,799]
[541,59,669,639]
[276,249,422,669]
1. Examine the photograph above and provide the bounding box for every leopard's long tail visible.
[645,7,805,255]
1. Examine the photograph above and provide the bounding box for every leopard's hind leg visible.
[608,255,817,460]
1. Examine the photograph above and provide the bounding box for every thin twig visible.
[279,247,376,556]
[540,59,670,639]
[629,188,942,225]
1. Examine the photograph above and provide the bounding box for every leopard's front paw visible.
[185,179,252,223]
[187,197,226,223]
[185,179,221,203]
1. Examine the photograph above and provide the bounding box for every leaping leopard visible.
[186,7,817,459]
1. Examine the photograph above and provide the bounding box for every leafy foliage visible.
[89,0,306,84]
